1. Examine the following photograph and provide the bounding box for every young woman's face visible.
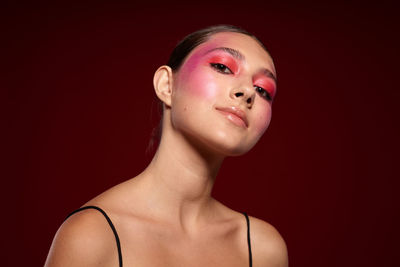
[170,32,277,156]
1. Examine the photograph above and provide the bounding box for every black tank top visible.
[65,206,253,267]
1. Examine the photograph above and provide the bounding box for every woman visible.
[45,25,288,267]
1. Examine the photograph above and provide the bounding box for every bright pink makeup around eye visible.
[254,76,276,99]
[207,55,239,73]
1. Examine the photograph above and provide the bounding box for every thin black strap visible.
[242,212,253,267]
[65,206,123,267]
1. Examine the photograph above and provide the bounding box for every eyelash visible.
[254,86,272,101]
[210,63,233,74]
[210,63,273,102]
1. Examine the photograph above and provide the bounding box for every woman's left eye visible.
[254,86,272,101]
[210,63,233,74]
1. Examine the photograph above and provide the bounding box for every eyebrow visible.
[262,69,277,83]
[205,47,245,61]
[204,46,277,83]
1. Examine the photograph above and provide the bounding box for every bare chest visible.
[118,221,250,267]
[122,240,249,267]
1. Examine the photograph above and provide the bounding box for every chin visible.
[220,143,256,157]
[176,116,264,158]
[202,134,259,157]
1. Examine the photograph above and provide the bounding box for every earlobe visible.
[153,65,173,108]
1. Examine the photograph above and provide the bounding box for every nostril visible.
[235,92,244,97]
[246,98,252,104]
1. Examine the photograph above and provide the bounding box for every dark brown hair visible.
[146,24,271,155]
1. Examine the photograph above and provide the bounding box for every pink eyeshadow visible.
[207,54,239,73]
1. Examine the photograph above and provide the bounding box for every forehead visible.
[185,32,276,75]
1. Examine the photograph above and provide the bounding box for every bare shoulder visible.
[44,207,119,267]
[248,215,289,267]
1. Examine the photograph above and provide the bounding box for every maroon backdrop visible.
[6,2,399,266]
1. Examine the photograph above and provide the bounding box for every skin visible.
[45,32,288,267]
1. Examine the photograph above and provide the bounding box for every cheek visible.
[252,106,272,136]
[179,65,219,100]
[189,71,219,99]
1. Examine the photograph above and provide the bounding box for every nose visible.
[230,83,256,109]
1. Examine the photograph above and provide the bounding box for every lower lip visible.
[217,110,247,128]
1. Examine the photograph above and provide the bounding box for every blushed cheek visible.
[253,108,272,136]
[178,51,221,100]
[188,71,219,99]
[179,66,219,99]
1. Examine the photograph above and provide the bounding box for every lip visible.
[216,106,248,128]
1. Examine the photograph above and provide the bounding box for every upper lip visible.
[216,106,248,127]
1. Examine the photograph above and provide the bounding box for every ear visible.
[153,65,174,108]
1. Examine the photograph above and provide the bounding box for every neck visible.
[135,126,225,231]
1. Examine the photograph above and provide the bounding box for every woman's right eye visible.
[210,63,233,74]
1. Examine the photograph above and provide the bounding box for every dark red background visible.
[6,2,399,266]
